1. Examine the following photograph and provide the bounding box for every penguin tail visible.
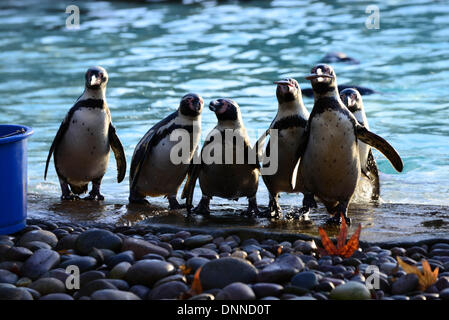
[70,183,88,195]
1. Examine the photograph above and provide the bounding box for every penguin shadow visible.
[47,199,121,221]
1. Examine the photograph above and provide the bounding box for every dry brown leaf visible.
[191,267,203,295]
[397,257,439,291]
[179,264,192,276]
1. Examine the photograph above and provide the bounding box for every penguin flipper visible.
[356,125,403,172]
[253,129,269,163]
[289,127,310,189]
[44,114,72,180]
[108,123,127,183]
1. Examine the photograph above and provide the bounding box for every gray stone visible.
[76,229,122,255]
[121,237,169,259]
[43,268,70,283]
[258,254,304,283]
[186,257,209,273]
[391,274,419,295]
[291,271,319,290]
[380,262,398,275]
[440,288,449,300]
[80,270,105,286]
[55,234,79,251]
[29,278,66,295]
[200,257,258,290]
[4,247,33,261]
[18,230,58,248]
[91,289,141,300]
[130,285,150,299]
[125,260,176,287]
[153,274,186,288]
[252,283,283,298]
[59,256,97,272]
[109,262,132,279]
[188,293,215,300]
[20,249,60,280]
[76,279,117,298]
[0,287,34,300]
[40,293,74,300]
[216,282,256,300]
[21,241,52,251]
[436,276,449,291]
[184,235,213,248]
[330,281,371,300]
[148,281,188,299]
[104,279,129,291]
[141,253,165,261]
[0,270,18,285]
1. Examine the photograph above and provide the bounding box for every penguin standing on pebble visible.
[340,88,380,201]
[291,64,403,224]
[261,78,315,219]
[129,93,203,210]
[182,99,260,217]
[44,66,126,200]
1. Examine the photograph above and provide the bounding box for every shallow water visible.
[1,0,448,241]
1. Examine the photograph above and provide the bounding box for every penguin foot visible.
[191,197,211,216]
[286,207,309,220]
[61,193,80,201]
[84,192,105,201]
[259,207,282,219]
[168,197,186,210]
[325,214,351,225]
[303,193,317,209]
[128,194,150,205]
[242,197,260,217]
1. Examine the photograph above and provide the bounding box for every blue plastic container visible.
[0,124,34,234]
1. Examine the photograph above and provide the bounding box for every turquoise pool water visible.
[1,0,448,240]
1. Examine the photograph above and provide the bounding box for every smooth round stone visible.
[125,260,176,287]
[440,288,449,300]
[391,274,419,295]
[109,262,131,279]
[153,274,186,288]
[216,282,256,300]
[40,293,74,300]
[406,246,427,256]
[315,281,335,292]
[258,254,305,283]
[312,292,328,300]
[248,252,262,263]
[91,289,141,300]
[436,276,449,291]
[411,295,426,300]
[130,285,150,300]
[29,278,66,295]
[186,257,209,273]
[391,295,410,300]
[380,262,398,275]
[148,281,189,299]
[291,271,319,290]
[167,257,185,268]
[330,281,371,300]
[80,271,105,286]
[141,253,165,261]
[431,243,449,251]
[59,256,97,272]
[189,293,215,300]
[20,249,60,280]
[200,257,258,290]
[252,283,283,298]
[42,269,70,283]
[184,235,213,249]
[105,251,135,268]
[16,277,32,287]
[21,241,52,251]
[342,257,362,267]
[0,270,18,285]
[293,240,316,254]
[231,250,248,259]
[306,260,319,270]
[121,237,169,259]
[283,285,310,296]
[169,238,184,250]
[76,229,122,255]
[4,247,33,262]
[76,279,117,298]
[18,230,58,248]
[159,233,175,242]
[391,247,406,257]
[104,279,129,291]
[0,287,33,300]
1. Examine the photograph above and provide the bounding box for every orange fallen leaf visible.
[396,257,438,291]
[191,267,203,295]
[179,264,192,276]
[318,213,361,258]
[277,246,283,256]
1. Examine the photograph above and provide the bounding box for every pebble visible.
[148,281,189,299]
[75,279,117,298]
[59,256,97,272]
[440,288,449,300]
[435,276,449,291]
[109,262,132,279]
[125,260,175,287]
[4,247,33,261]
[258,254,304,283]
[90,289,141,300]
[18,230,58,248]
[184,235,213,248]
[153,274,186,288]
[20,249,60,280]
[0,287,33,300]
[0,270,18,285]
[130,285,150,299]
[189,293,215,300]
[105,251,135,268]
[329,281,371,300]
[216,282,256,300]
[121,237,169,259]
[80,270,105,286]
[200,257,258,290]
[291,271,319,290]
[76,229,123,255]
[40,293,74,300]
[186,257,209,273]
[29,278,66,295]
[391,274,419,295]
[21,241,52,251]
[251,283,283,298]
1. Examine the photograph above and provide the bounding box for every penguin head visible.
[305,64,337,94]
[209,98,240,122]
[274,78,301,104]
[179,93,203,117]
[85,66,108,90]
[340,88,363,112]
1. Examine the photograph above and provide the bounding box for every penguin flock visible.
[44,64,403,225]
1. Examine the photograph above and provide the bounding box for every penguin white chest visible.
[56,107,110,183]
[301,110,360,200]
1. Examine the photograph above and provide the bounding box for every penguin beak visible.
[209,100,223,113]
[273,80,293,87]
[305,73,334,81]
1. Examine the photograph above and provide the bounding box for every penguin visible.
[129,93,203,210]
[340,88,380,201]
[182,99,260,217]
[320,52,360,64]
[291,64,403,225]
[260,78,315,219]
[44,66,126,200]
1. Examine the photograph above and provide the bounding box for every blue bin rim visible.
[0,124,34,145]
